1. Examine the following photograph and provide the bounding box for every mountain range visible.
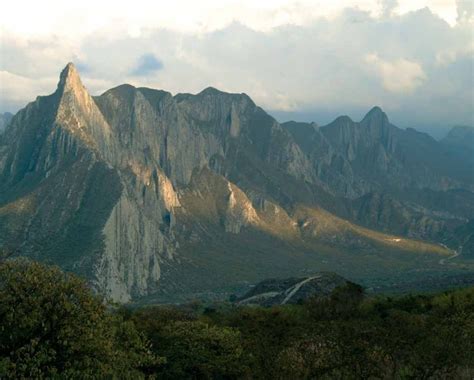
[0,63,473,303]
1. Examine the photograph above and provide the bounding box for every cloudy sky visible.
[0,0,472,137]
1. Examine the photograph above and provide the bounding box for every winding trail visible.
[439,245,462,265]
[281,275,322,305]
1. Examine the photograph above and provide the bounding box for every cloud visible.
[0,0,462,38]
[379,0,398,17]
[0,4,472,135]
[130,54,164,76]
[0,70,56,111]
[75,62,91,73]
[365,53,427,93]
[456,0,474,22]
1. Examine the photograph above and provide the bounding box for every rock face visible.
[0,63,472,303]
[283,109,474,199]
[237,273,349,306]
[282,113,474,242]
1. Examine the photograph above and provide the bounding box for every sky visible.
[0,0,473,138]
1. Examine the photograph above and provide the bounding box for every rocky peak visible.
[56,63,86,96]
[55,62,94,117]
[361,106,389,125]
[333,115,354,125]
[53,62,113,155]
[441,125,474,160]
[199,86,225,96]
[443,125,474,142]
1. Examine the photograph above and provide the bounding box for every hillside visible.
[0,63,472,303]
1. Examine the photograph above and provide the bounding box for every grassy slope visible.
[141,169,463,303]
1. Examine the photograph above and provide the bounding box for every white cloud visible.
[365,53,427,93]
[0,2,472,132]
[435,42,474,66]
[394,0,458,26]
[0,71,57,111]
[0,0,462,41]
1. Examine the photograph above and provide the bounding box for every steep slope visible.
[0,63,468,303]
[282,110,474,245]
[284,109,473,197]
[0,64,122,283]
[0,64,177,302]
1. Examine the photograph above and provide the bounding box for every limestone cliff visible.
[0,63,472,303]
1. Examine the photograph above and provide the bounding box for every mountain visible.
[440,125,474,164]
[282,112,474,242]
[0,63,472,303]
[441,125,474,150]
[0,112,13,134]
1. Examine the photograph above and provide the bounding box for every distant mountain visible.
[283,108,473,197]
[0,63,472,303]
[0,112,13,134]
[442,125,474,149]
[440,125,474,164]
[283,111,474,242]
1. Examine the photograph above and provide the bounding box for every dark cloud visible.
[130,54,164,76]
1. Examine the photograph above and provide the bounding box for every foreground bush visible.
[130,307,248,379]
[1,258,474,379]
[0,259,161,378]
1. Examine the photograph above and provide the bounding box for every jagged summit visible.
[333,115,353,124]
[1,62,473,304]
[199,86,225,95]
[196,86,253,103]
[99,84,137,102]
[362,106,389,123]
[56,62,85,94]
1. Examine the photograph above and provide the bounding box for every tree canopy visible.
[1,259,474,379]
[0,259,161,378]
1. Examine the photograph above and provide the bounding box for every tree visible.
[305,282,365,321]
[0,247,17,263]
[0,259,161,378]
[149,320,246,379]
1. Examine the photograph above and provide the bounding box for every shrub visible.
[0,259,161,378]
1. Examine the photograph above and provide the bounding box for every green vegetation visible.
[1,259,474,379]
[0,260,162,378]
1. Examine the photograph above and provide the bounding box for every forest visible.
[1,259,473,379]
